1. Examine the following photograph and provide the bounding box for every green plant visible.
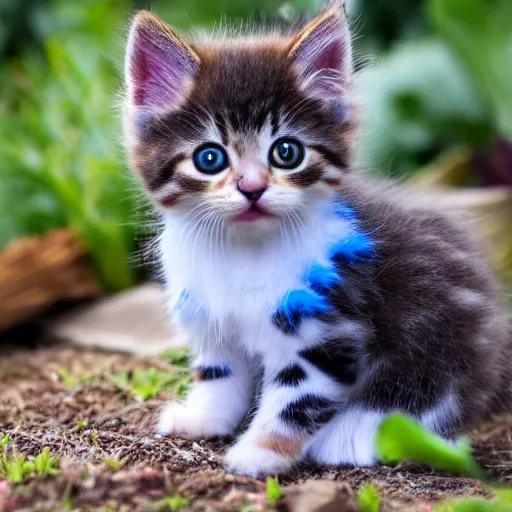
[376,414,486,480]
[0,438,59,484]
[266,476,284,502]
[33,447,59,477]
[357,483,381,512]
[0,0,142,291]
[160,494,190,511]
[56,368,98,390]
[375,415,512,511]
[0,433,11,448]
[108,367,190,401]
[429,0,512,141]
[104,457,126,471]
[160,348,190,367]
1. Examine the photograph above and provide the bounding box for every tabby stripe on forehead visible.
[146,152,186,191]
[311,145,348,170]
[174,174,209,194]
[287,163,323,187]
[214,112,228,146]
[270,109,280,137]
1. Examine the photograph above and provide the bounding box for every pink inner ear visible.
[292,14,351,99]
[127,21,198,109]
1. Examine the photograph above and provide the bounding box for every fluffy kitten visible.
[123,1,511,476]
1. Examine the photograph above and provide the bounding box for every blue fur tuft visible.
[329,231,375,262]
[333,202,357,221]
[279,288,331,328]
[305,262,342,291]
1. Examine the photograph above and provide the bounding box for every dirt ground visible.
[1,340,511,512]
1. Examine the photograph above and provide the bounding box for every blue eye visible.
[269,138,305,170]
[193,143,229,174]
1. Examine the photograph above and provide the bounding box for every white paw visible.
[225,440,292,477]
[156,402,234,439]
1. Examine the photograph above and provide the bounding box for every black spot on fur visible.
[280,394,337,433]
[196,365,232,381]
[272,309,300,336]
[275,364,307,386]
[299,341,357,385]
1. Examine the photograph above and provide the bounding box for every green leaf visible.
[162,494,190,511]
[436,498,512,512]
[266,476,284,502]
[429,0,512,140]
[357,483,381,512]
[160,348,190,368]
[375,414,487,480]
[492,488,512,504]
[0,433,11,448]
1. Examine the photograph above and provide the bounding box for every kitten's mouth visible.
[233,203,274,222]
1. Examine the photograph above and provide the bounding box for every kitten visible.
[123,1,512,476]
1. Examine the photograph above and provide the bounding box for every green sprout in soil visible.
[90,429,101,449]
[160,348,190,367]
[0,439,59,484]
[108,367,190,401]
[104,457,126,471]
[266,477,284,502]
[75,420,88,430]
[1,433,11,448]
[357,483,381,512]
[56,368,98,391]
[160,495,190,511]
[32,448,60,477]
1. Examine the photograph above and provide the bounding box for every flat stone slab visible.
[46,283,187,357]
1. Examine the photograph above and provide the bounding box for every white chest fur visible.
[159,204,352,352]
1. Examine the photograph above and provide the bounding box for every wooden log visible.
[0,229,101,331]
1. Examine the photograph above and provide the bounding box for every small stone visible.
[282,480,359,512]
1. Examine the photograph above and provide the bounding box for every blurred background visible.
[0,0,511,335]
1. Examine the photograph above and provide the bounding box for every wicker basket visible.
[0,229,101,332]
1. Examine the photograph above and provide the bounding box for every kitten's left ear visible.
[288,1,352,99]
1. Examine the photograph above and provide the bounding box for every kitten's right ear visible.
[288,1,352,100]
[125,11,199,110]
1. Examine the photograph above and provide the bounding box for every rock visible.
[281,480,359,512]
[45,284,188,357]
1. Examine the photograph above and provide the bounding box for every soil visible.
[1,341,511,511]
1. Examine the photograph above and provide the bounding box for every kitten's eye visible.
[269,138,305,170]
[193,143,229,174]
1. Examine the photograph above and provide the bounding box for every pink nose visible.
[236,162,268,202]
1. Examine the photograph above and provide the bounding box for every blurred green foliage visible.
[354,0,512,179]
[0,0,510,290]
[0,0,140,291]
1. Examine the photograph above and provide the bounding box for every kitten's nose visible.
[238,186,266,203]
[236,164,268,202]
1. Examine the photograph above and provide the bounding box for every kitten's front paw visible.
[156,402,233,439]
[225,441,293,477]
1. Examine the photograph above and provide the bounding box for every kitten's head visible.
[124,1,356,239]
